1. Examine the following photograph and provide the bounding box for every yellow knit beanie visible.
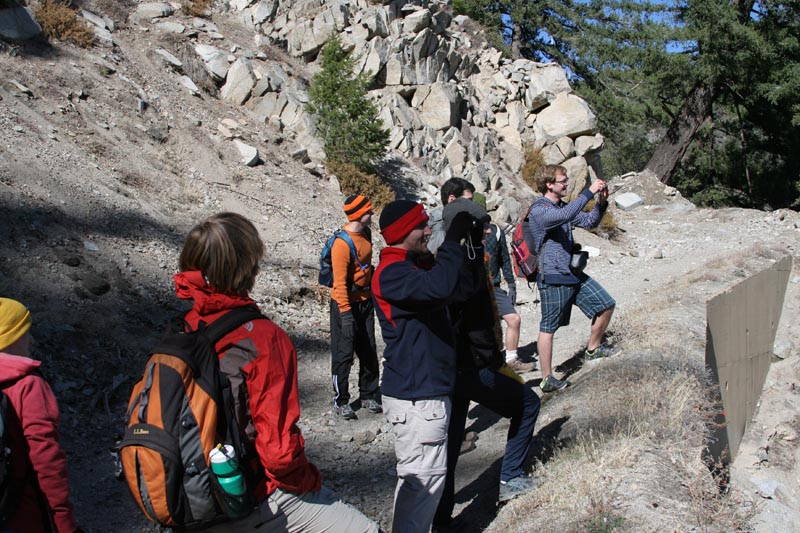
[0,298,32,351]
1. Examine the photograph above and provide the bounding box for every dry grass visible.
[488,249,783,532]
[585,198,620,239]
[34,0,94,48]
[326,161,396,213]
[521,146,545,191]
[181,0,211,18]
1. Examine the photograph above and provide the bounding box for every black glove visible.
[340,311,355,338]
[468,215,490,245]
[507,285,517,307]
[444,211,474,243]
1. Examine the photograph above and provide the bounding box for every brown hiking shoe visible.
[507,358,536,373]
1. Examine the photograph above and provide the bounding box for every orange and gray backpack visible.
[119,305,264,529]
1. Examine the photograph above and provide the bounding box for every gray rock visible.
[575,133,605,156]
[0,6,41,40]
[252,0,279,24]
[615,192,644,211]
[524,63,571,110]
[134,2,174,20]
[92,26,114,45]
[83,240,100,252]
[220,58,257,105]
[751,477,778,499]
[233,140,259,166]
[6,79,32,96]
[230,0,257,11]
[155,48,183,69]
[534,93,597,142]
[192,18,218,32]
[291,148,309,162]
[249,92,282,122]
[415,82,460,131]
[354,430,376,445]
[403,8,431,33]
[561,156,590,201]
[195,44,229,81]
[180,76,201,96]
[80,10,110,31]
[773,338,793,359]
[154,21,185,34]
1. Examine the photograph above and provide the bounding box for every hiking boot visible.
[584,343,620,360]
[507,358,536,373]
[362,398,383,414]
[499,475,540,502]
[334,403,358,420]
[540,374,569,393]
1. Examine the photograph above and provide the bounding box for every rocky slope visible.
[1,1,799,531]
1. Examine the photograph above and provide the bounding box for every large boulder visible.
[403,8,431,33]
[0,5,41,40]
[133,2,173,20]
[220,58,257,105]
[525,63,571,111]
[414,83,461,131]
[534,93,597,143]
[562,156,591,201]
[194,44,229,81]
[251,0,279,25]
[575,133,605,156]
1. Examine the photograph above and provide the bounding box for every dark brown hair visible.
[534,164,567,194]
[179,212,264,295]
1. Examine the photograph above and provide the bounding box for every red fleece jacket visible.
[0,353,78,533]
[174,271,322,497]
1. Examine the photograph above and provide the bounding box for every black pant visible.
[330,298,380,406]
[434,367,541,525]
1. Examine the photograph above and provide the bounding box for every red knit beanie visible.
[344,194,373,222]
[379,200,429,245]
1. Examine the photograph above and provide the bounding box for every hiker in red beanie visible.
[371,200,484,532]
[0,297,81,533]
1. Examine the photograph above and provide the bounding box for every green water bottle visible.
[209,444,245,496]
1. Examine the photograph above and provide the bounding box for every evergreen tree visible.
[652,0,800,208]
[308,36,389,173]
[459,0,800,208]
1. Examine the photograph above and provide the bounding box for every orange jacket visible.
[330,227,372,313]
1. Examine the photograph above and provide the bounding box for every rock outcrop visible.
[124,0,605,223]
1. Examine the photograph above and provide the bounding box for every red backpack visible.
[510,205,539,282]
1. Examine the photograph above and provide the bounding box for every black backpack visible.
[119,305,266,529]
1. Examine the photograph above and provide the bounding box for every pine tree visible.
[460,0,800,208]
[307,36,389,173]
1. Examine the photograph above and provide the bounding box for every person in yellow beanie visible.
[0,298,81,533]
[0,297,32,353]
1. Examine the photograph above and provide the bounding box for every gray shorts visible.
[200,486,379,533]
[494,286,516,317]
[538,276,615,334]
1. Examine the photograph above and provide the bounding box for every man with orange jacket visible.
[329,195,381,420]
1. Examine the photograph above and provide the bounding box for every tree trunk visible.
[645,83,717,184]
[511,22,522,60]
